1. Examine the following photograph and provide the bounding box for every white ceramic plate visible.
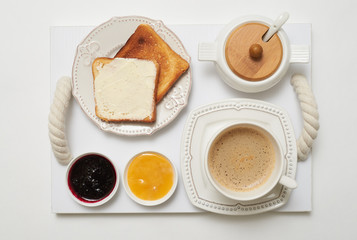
[180,98,297,215]
[72,16,191,136]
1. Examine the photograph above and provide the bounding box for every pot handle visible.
[198,42,218,61]
[290,45,310,63]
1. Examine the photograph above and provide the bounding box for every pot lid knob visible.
[249,44,263,59]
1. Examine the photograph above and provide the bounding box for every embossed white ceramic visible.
[72,16,192,136]
[198,15,309,93]
[204,122,297,202]
[180,98,297,215]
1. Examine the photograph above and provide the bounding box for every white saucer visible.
[180,98,297,215]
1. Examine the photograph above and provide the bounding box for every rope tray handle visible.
[291,74,319,161]
[48,74,319,164]
[48,76,72,165]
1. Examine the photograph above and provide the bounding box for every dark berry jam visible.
[68,154,116,203]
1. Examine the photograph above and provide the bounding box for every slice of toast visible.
[92,57,159,123]
[114,24,189,102]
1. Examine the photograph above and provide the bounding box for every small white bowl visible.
[123,151,178,206]
[66,152,119,207]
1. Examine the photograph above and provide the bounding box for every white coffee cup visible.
[204,121,297,201]
[198,15,310,93]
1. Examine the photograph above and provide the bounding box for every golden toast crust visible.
[115,24,189,102]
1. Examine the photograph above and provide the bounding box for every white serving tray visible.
[50,22,312,213]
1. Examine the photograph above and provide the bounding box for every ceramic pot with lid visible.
[198,13,309,93]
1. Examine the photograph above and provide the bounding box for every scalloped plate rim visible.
[71,16,192,136]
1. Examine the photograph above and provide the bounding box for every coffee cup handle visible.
[198,42,218,61]
[279,175,297,189]
[290,45,310,63]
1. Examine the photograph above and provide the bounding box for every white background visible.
[1,0,356,239]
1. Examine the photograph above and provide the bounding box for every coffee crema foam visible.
[208,126,275,192]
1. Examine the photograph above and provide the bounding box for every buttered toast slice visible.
[92,57,159,123]
[115,24,189,103]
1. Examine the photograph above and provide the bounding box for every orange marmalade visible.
[127,152,174,201]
